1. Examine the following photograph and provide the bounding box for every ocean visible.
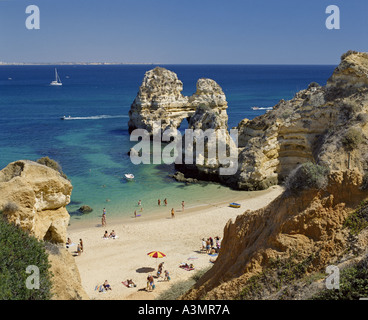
[0,64,336,225]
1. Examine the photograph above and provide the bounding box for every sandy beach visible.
[67,185,283,300]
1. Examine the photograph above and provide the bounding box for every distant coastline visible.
[0,62,157,66]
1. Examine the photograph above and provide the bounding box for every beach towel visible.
[66,243,76,248]
[122,281,129,288]
[183,267,195,271]
[95,285,105,292]
[102,236,119,240]
[187,257,198,260]
[208,253,218,257]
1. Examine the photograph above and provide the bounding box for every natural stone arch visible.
[128,67,228,136]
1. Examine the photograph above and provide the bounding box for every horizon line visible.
[0,62,339,66]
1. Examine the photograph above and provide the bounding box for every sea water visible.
[0,64,336,224]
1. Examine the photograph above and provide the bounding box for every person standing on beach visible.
[147,275,154,291]
[164,198,167,206]
[138,200,141,206]
[182,201,185,212]
[134,210,137,218]
[101,208,107,226]
[158,199,161,206]
[79,239,84,253]
[171,208,175,218]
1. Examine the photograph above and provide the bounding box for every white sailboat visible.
[50,68,62,86]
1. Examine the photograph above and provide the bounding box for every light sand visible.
[67,185,283,300]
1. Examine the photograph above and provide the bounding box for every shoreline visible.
[67,185,284,300]
[67,186,280,232]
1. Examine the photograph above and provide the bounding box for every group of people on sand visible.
[103,230,117,239]
[146,263,171,292]
[66,237,84,256]
[133,198,186,219]
[145,262,171,292]
[202,236,221,254]
[157,198,168,206]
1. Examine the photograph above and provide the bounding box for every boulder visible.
[78,205,93,213]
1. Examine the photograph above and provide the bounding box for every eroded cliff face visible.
[227,51,368,190]
[46,243,89,300]
[128,53,368,191]
[0,160,72,243]
[128,67,228,135]
[181,169,368,300]
[226,53,368,190]
[0,160,89,300]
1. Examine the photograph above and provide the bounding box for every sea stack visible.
[128,67,228,135]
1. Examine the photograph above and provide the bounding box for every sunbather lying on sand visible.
[122,279,136,288]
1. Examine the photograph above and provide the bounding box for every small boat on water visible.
[252,106,273,111]
[60,115,71,120]
[50,68,62,86]
[125,173,134,180]
[229,203,241,208]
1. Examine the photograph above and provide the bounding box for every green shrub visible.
[342,127,364,151]
[237,252,315,300]
[0,217,53,300]
[311,256,368,300]
[284,162,330,194]
[36,157,68,180]
[343,201,368,236]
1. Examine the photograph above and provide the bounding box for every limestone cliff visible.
[225,51,368,190]
[0,160,88,300]
[45,243,89,300]
[181,169,368,300]
[128,67,228,135]
[129,52,368,191]
[0,160,72,243]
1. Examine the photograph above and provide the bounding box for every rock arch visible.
[128,67,229,135]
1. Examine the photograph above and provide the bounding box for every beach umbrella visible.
[147,251,166,269]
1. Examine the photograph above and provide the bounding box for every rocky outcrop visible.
[181,169,368,300]
[0,160,72,244]
[175,105,238,181]
[45,243,89,300]
[0,160,89,300]
[128,67,228,135]
[225,51,368,190]
[129,52,368,191]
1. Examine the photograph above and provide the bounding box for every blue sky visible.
[0,0,367,64]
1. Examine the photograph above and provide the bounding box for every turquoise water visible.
[0,64,336,224]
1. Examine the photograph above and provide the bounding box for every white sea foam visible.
[61,115,128,120]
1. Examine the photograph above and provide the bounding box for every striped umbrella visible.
[147,251,166,268]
